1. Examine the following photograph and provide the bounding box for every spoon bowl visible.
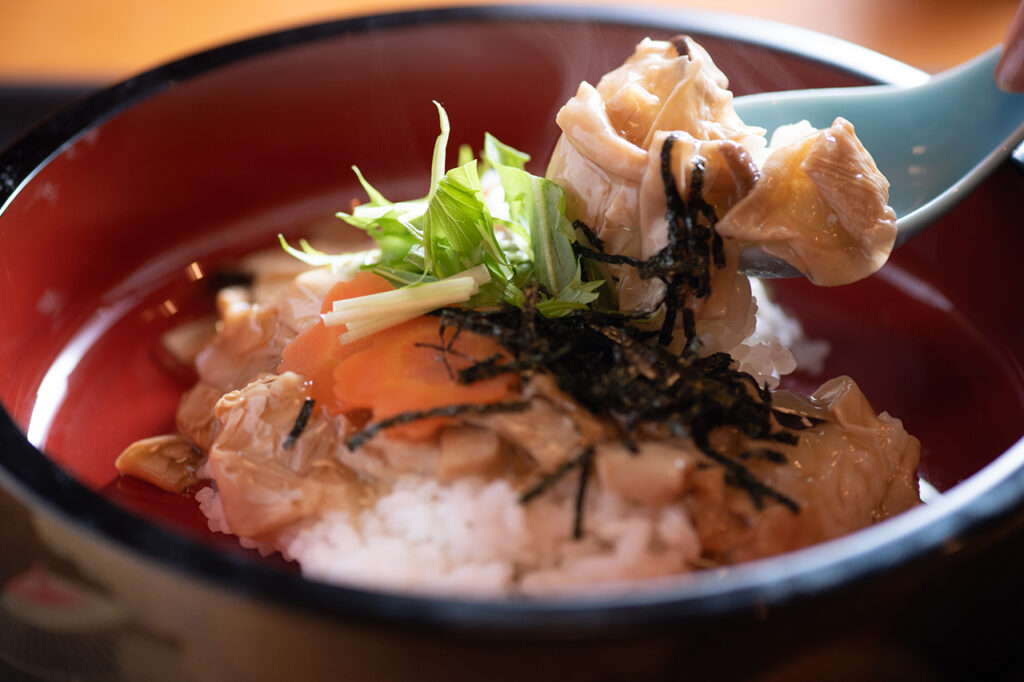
[734,47,1024,277]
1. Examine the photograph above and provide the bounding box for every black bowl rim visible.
[2,3,1022,637]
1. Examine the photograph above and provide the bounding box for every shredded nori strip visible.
[670,34,691,58]
[519,447,595,504]
[573,448,595,539]
[518,447,595,539]
[346,400,530,450]
[282,398,316,450]
[771,408,826,431]
[738,448,790,463]
[572,135,724,351]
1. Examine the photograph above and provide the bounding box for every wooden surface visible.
[0,0,1019,84]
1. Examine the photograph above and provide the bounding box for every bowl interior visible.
[1,11,1023,566]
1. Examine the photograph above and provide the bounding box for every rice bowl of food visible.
[1,6,1023,681]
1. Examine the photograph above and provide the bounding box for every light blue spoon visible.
[732,47,1024,278]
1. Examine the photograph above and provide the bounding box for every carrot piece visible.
[277,271,393,408]
[333,315,518,441]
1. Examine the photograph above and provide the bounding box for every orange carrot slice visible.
[333,315,517,440]
[277,271,393,408]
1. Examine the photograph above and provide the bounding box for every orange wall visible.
[0,0,1018,83]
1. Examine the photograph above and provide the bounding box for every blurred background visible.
[1,0,1018,83]
[0,0,1019,147]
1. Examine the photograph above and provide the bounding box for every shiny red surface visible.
[0,19,1021,546]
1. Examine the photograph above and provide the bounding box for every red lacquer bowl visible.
[1,6,1023,681]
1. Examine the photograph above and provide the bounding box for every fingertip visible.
[995,49,1024,93]
[996,2,1024,93]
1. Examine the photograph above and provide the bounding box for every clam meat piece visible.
[547,35,765,262]
[686,376,920,564]
[206,372,370,539]
[114,434,202,493]
[194,286,293,393]
[716,117,898,285]
[594,440,694,505]
[545,35,769,351]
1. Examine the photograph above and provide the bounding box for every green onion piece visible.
[323,266,492,343]
[338,311,423,344]
[324,276,477,325]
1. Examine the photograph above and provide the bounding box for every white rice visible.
[741,279,830,381]
[197,476,701,596]
[277,476,699,596]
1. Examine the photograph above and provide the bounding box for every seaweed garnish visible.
[346,400,530,450]
[573,448,595,539]
[572,134,724,351]
[738,448,789,463]
[519,447,595,504]
[434,303,800,513]
[771,408,825,431]
[518,447,596,540]
[282,398,316,450]
[344,136,801,520]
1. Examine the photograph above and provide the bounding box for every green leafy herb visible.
[276,235,379,277]
[328,103,601,317]
[483,134,598,312]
